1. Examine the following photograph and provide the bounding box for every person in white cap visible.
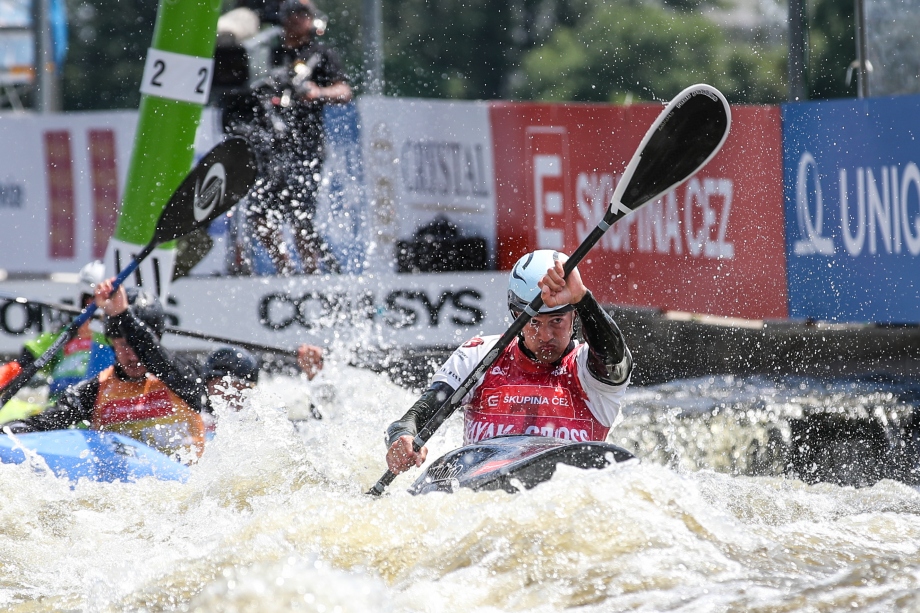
[384,249,634,475]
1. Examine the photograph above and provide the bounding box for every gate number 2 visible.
[140,48,214,105]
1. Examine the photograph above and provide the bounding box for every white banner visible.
[0,272,510,355]
[357,97,497,272]
[0,111,136,272]
[0,108,222,275]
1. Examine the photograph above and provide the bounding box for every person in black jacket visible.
[224,0,352,275]
[5,281,209,463]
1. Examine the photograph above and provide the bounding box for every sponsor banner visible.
[0,111,136,272]
[357,97,497,272]
[490,102,787,320]
[0,108,222,275]
[783,95,920,323]
[0,272,507,354]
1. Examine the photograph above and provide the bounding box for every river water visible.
[2,365,920,612]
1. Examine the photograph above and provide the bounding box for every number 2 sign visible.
[140,48,214,105]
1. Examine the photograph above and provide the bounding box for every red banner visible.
[44,130,75,259]
[490,102,787,320]
[89,129,120,259]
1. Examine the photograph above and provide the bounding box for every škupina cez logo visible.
[193,163,226,222]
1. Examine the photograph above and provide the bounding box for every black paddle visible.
[0,137,258,407]
[367,84,732,496]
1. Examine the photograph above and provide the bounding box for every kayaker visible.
[5,280,208,464]
[201,343,324,431]
[384,249,634,475]
[0,261,115,422]
[203,343,322,407]
[202,346,261,412]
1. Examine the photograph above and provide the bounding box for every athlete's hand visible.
[297,344,324,380]
[538,259,587,308]
[299,81,322,101]
[94,277,129,316]
[386,435,428,475]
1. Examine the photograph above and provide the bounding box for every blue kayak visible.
[0,430,189,483]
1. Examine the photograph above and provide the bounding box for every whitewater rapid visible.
[1,365,919,612]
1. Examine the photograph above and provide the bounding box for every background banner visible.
[0,272,507,354]
[490,102,788,320]
[358,97,497,272]
[783,96,920,323]
[0,110,136,272]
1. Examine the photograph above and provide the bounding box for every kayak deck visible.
[409,434,636,495]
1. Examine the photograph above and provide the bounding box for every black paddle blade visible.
[614,84,730,214]
[153,137,258,244]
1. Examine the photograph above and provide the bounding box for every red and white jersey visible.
[432,335,630,445]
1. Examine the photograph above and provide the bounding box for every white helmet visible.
[507,250,574,314]
[78,260,106,300]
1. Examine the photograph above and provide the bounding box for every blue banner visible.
[783,95,920,323]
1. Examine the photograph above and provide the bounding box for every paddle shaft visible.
[163,327,298,360]
[0,241,154,406]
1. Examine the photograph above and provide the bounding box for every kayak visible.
[0,430,189,483]
[408,435,636,495]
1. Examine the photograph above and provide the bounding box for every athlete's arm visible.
[385,381,454,447]
[384,381,454,475]
[540,260,633,385]
[4,378,99,433]
[574,291,633,385]
[112,310,209,412]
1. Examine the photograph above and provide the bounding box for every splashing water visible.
[1,368,919,612]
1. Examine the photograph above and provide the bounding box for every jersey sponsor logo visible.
[481,385,573,414]
[523,424,590,441]
[490,366,508,376]
[464,417,590,443]
[464,420,517,443]
[463,337,484,348]
[95,388,176,425]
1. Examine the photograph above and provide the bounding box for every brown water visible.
[1,367,919,612]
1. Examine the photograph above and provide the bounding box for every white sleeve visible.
[575,343,630,429]
[430,335,500,403]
